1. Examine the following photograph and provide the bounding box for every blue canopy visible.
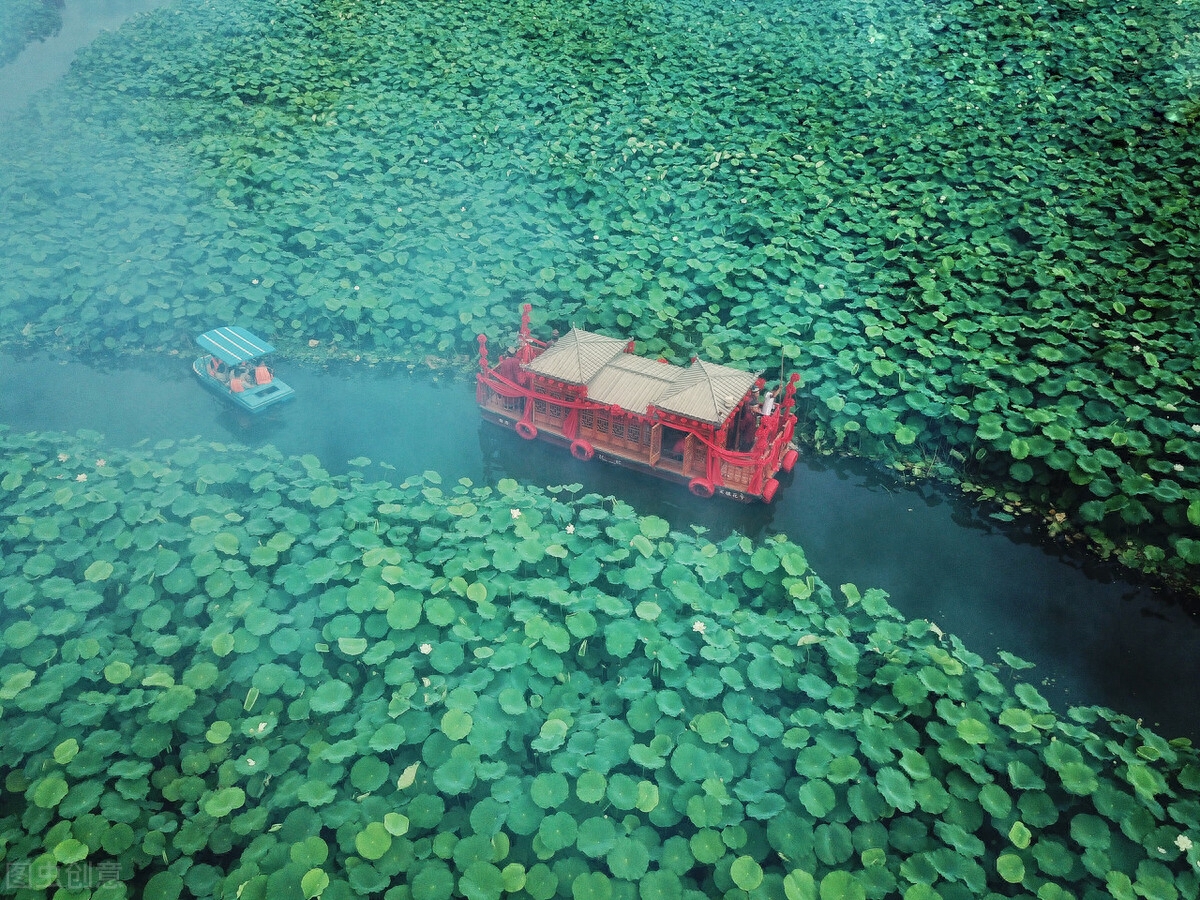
[196,326,277,365]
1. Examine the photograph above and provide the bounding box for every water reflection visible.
[2,350,1198,740]
[0,0,171,116]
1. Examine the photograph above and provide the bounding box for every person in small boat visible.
[208,357,230,383]
[230,364,251,393]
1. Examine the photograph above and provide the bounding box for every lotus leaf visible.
[309,679,352,714]
[212,633,236,657]
[376,813,407,840]
[297,781,336,807]
[53,837,87,865]
[433,754,476,795]
[606,836,650,880]
[355,822,392,861]
[31,774,68,809]
[686,793,724,828]
[530,772,569,809]
[747,656,783,690]
[816,870,865,900]
[301,868,330,900]
[692,711,730,745]
[996,853,1025,884]
[84,559,113,582]
[730,856,764,891]
[876,768,916,813]
[951,717,989,744]
[144,872,184,900]
[791,778,835,827]
[203,786,246,818]
[350,757,389,792]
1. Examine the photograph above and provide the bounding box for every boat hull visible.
[479,407,789,503]
[192,359,295,413]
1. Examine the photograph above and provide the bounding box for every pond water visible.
[3,350,1198,741]
[0,0,170,115]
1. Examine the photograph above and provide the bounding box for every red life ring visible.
[688,478,715,499]
[781,448,800,473]
[570,440,594,461]
[761,478,780,504]
[515,420,538,440]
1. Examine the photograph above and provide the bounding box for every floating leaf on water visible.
[606,836,650,880]
[103,660,132,684]
[84,560,113,582]
[301,868,330,900]
[144,872,184,900]
[297,781,336,807]
[530,772,569,809]
[996,853,1025,884]
[691,711,730,745]
[31,775,69,809]
[350,757,389,793]
[202,786,246,818]
[355,822,393,861]
[309,679,353,714]
[441,709,473,741]
[53,738,79,765]
[337,636,368,656]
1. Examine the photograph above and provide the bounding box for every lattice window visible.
[581,410,594,429]
[628,422,640,443]
[549,403,563,418]
[534,399,547,414]
[596,415,609,434]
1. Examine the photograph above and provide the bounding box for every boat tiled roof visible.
[524,328,626,384]
[587,353,684,416]
[653,358,759,424]
[526,328,758,425]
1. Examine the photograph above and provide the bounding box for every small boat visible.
[477,305,800,502]
[192,326,295,413]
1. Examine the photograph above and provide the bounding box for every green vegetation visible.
[0,428,1197,899]
[1,0,1198,582]
[0,0,62,66]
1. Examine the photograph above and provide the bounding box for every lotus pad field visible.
[1,0,1199,582]
[0,429,1196,900]
[0,0,62,66]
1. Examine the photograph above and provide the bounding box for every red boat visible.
[476,305,800,502]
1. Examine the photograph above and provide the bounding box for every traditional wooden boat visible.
[192,326,295,413]
[477,305,800,502]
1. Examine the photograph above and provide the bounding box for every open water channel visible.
[2,351,1198,742]
[2,0,1198,741]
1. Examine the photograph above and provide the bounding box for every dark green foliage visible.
[0,429,1197,898]
[1,0,1199,578]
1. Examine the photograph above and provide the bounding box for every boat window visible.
[596,414,609,434]
[534,399,547,414]
[549,403,562,418]
[661,426,687,461]
[581,411,594,429]
[628,422,640,443]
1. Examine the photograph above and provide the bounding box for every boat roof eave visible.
[196,326,277,365]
